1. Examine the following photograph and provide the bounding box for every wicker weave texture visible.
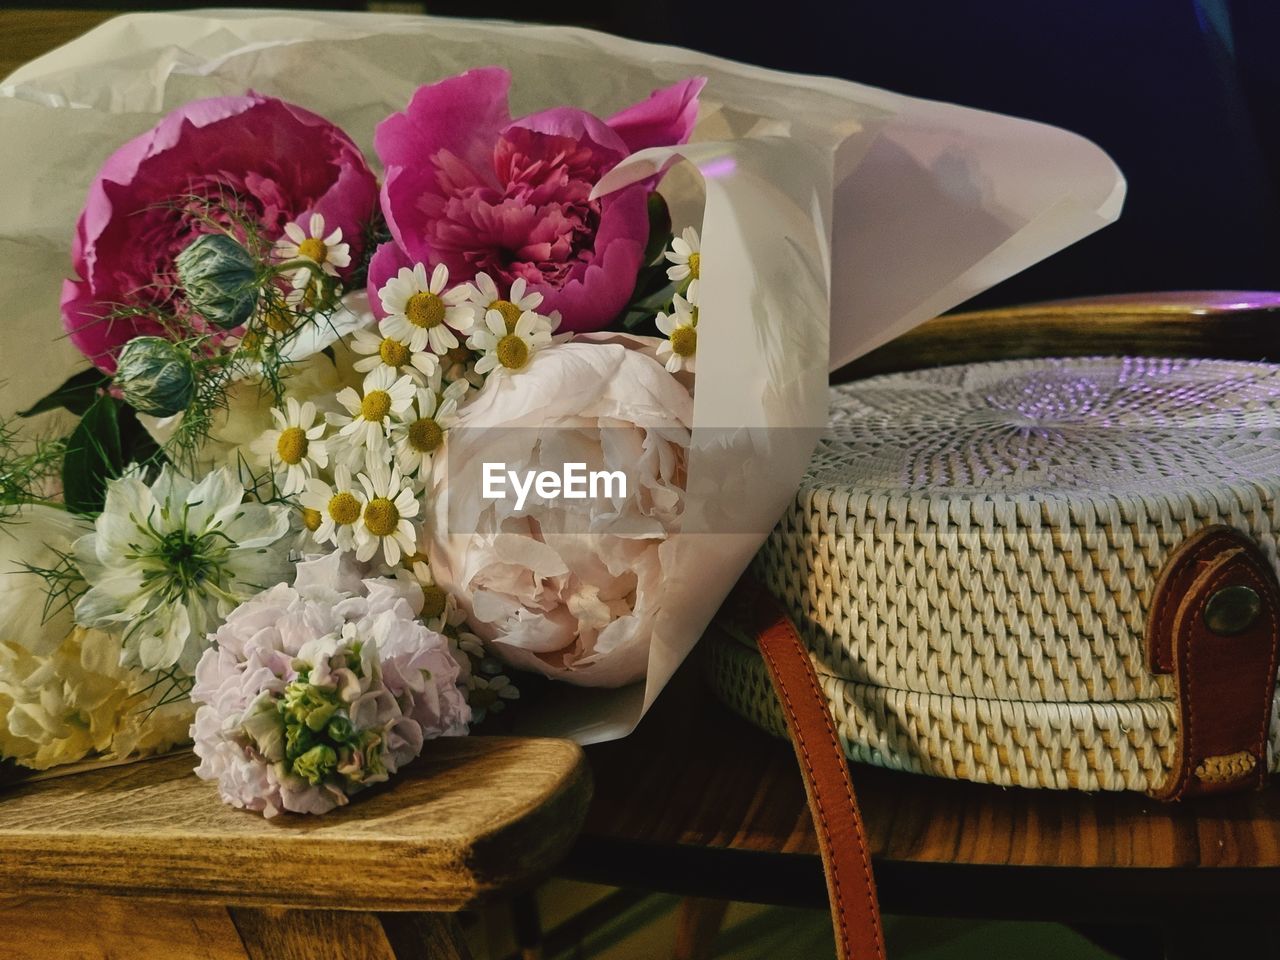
[718,357,1280,790]
[754,357,1280,704]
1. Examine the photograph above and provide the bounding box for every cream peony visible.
[0,504,92,656]
[427,337,692,687]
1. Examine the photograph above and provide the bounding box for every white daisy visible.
[456,272,545,333]
[353,460,418,565]
[327,367,417,464]
[390,382,464,478]
[656,293,697,373]
[664,226,701,287]
[468,671,520,723]
[438,344,485,393]
[378,262,473,354]
[250,397,329,496]
[273,213,350,290]
[470,309,553,376]
[299,464,365,552]
[349,326,439,382]
[73,466,292,673]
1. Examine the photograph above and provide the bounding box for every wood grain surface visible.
[837,290,1280,380]
[0,736,591,913]
[0,10,115,81]
[570,632,1280,922]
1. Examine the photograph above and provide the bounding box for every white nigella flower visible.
[469,309,553,376]
[273,213,350,290]
[390,382,465,478]
[378,263,473,354]
[328,367,416,464]
[456,272,545,333]
[349,326,439,382]
[656,293,697,373]
[664,226,701,304]
[353,461,418,565]
[72,466,292,673]
[299,464,365,552]
[250,396,328,496]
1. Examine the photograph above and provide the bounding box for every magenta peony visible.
[62,94,379,372]
[371,67,704,334]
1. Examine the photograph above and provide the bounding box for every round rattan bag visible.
[709,356,1280,792]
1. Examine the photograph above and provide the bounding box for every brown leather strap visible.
[720,577,885,960]
[1146,525,1280,801]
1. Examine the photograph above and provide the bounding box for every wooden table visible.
[0,737,591,959]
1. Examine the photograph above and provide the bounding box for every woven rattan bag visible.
[709,355,1280,797]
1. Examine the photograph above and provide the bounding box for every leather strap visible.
[1146,525,1280,800]
[719,577,885,960]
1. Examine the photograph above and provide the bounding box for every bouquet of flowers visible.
[0,11,1122,815]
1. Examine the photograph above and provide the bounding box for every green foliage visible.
[17,367,109,418]
[61,394,161,515]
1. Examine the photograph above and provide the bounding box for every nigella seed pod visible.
[114,336,196,416]
[175,233,260,330]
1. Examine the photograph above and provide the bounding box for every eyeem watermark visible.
[482,462,627,511]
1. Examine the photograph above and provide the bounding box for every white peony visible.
[427,337,692,687]
[0,504,92,656]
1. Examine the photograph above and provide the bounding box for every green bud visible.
[114,336,195,417]
[326,714,355,743]
[280,680,342,735]
[291,743,338,785]
[175,233,260,330]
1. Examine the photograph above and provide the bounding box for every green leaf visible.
[643,193,674,267]
[62,395,124,515]
[18,367,109,418]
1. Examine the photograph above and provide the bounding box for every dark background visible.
[44,0,1280,309]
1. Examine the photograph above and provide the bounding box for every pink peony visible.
[62,94,379,372]
[371,67,704,333]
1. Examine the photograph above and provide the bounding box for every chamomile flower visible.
[457,272,545,333]
[349,326,439,382]
[390,383,464,478]
[378,262,473,354]
[273,213,350,289]
[468,671,520,723]
[353,461,418,565]
[470,309,553,375]
[664,226,701,303]
[250,397,329,496]
[439,344,486,393]
[655,293,697,374]
[328,367,416,462]
[299,465,365,552]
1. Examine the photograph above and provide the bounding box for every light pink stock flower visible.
[190,553,469,818]
[370,68,705,334]
[62,94,379,372]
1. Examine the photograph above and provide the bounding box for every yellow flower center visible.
[328,492,361,526]
[363,497,400,537]
[687,251,700,278]
[361,389,392,421]
[489,299,523,332]
[275,426,308,465]
[297,237,328,263]
[264,302,294,333]
[670,326,697,358]
[300,507,322,532]
[405,291,446,329]
[496,334,529,370]
[421,584,448,619]
[379,337,411,367]
[408,417,444,453]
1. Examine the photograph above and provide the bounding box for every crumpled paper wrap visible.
[0,9,1124,742]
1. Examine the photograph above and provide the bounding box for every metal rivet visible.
[1204,585,1263,636]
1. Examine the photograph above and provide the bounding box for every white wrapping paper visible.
[0,9,1123,742]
